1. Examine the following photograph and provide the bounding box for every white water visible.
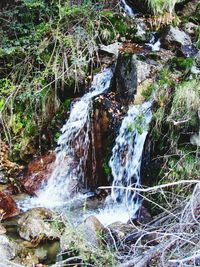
[20,68,113,210]
[146,33,161,51]
[96,100,152,225]
[120,0,135,16]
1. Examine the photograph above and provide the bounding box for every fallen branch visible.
[99,180,199,193]
[168,252,200,264]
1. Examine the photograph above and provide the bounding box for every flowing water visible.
[20,67,152,227]
[120,0,135,16]
[96,100,152,225]
[20,68,113,210]
[146,33,161,51]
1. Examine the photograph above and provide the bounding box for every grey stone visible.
[100,42,121,57]
[166,26,192,46]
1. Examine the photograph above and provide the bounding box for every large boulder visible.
[163,26,198,57]
[113,53,158,105]
[165,26,192,46]
[0,191,19,219]
[18,208,64,242]
[114,53,137,104]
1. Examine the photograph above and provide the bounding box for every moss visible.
[102,135,114,178]
[170,57,194,73]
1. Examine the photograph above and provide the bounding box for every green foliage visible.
[147,65,200,215]
[147,0,181,14]
[169,80,200,128]
[134,113,145,135]
[61,223,116,266]
[0,78,16,111]
[103,162,111,176]
[196,26,200,49]
[171,57,194,73]
[0,0,120,154]
[141,84,154,100]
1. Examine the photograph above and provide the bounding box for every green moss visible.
[171,57,194,73]
[103,162,111,176]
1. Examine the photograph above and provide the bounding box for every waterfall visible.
[110,100,152,209]
[96,100,152,225]
[120,0,135,16]
[21,68,113,209]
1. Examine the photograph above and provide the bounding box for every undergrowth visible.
[0,0,129,160]
[141,61,200,215]
[147,0,181,14]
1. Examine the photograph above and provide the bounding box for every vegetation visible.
[147,0,181,14]
[0,0,130,160]
[0,0,200,266]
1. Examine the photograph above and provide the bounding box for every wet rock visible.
[21,151,55,195]
[18,208,63,242]
[87,92,124,189]
[0,235,16,260]
[162,26,198,57]
[114,53,137,104]
[0,191,20,219]
[114,53,159,105]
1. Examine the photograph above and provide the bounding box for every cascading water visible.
[120,0,135,16]
[20,68,113,209]
[146,33,161,52]
[110,100,152,208]
[96,100,152,225]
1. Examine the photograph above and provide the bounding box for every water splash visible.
[20,68,113,210]
[96,100,152,225]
